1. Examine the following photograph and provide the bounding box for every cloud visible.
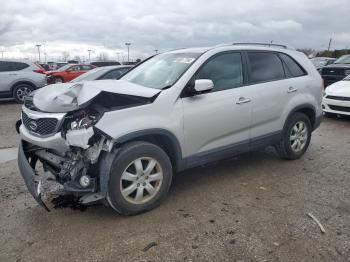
[0,0,349,60]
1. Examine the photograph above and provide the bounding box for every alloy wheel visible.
[290,121,308,152]
[120,157,163,205]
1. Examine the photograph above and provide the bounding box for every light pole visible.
[88,49,92,61]
[35,44,41,62]
[125,43,131,62]
[116,52,120,62]
[154,49,159,54]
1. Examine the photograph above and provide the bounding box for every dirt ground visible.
[0,101,349,262]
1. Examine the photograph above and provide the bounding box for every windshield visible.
[121,52,201,89]
[58,64,74,71]
[71,67,110,82]
[334,55,350,64]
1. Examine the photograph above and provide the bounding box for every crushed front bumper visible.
[18,141,50,211]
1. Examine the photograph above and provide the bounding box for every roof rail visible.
[232,42,288,49]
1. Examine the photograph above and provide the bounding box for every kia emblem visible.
[28,120,38,131]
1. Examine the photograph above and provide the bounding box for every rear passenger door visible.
[246,51,294,142]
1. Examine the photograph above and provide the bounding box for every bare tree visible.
[98,52,109,61]
[62,51,70,62]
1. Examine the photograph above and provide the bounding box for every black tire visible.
[275,112,312,160]
[54,76,64,83]
[107,141,173,215]
[12,84,34,103]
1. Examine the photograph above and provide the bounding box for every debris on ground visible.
[142,242,157,252]
[51,195,87,211]
[307,213,326,234]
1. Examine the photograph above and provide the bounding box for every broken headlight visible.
[70,112,98,130]
[63,109,101,134]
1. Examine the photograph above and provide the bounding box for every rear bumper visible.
[17,141,49,211]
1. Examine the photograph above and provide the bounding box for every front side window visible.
[121,52,201,89]
[69,66,80,71]
[195,52,243,92]
[279,53,305,77]
[248,52,285,83]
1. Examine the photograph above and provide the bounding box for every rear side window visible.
[81,65,94,70]
[195,52,243,92]
[279,53,306,77]
[12,62,29,70]
[247,52,285,83]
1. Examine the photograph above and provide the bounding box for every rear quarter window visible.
[247,52,285,83]
[279,53,306,77]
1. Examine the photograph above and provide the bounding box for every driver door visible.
[181,52,252,165]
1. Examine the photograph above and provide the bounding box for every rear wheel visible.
[107,141,173,215]
[276,112,312,160]
[13,84,34,103]
[54,76,64,83]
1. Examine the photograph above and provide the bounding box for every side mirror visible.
[194,79,214,92]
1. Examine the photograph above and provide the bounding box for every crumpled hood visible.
[326,80,350,97]
[33,80,161,113]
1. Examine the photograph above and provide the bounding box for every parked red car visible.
[46,64,96,84]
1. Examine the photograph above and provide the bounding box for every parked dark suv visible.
[320,55,350,86]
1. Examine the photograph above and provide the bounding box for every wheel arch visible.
[115,129,184,172]
[285,104,316,130]
[11,81,36,93]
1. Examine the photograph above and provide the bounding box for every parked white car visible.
[323,74,350,116]
[17,43,323,215]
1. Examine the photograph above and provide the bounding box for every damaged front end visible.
[19,108,113,210]
[18,80,160,210]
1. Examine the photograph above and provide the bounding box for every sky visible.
[1,0,349,62]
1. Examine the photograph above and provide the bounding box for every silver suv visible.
[0,59,47,103]
[17,43,323,215]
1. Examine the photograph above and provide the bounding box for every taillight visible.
[34,69,45,74]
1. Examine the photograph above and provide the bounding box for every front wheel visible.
[107,141,173,215]
[275,112,312,160]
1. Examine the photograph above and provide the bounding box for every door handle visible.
[9,73,17,76]
[236,97,251,105]
[287,86,298,93]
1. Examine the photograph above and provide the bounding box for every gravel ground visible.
[0,102,349,262]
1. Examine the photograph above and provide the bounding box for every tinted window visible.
[0,61,29,72]
[0,62,12,72]
[12,62,29,70]
[81,65,94,70]
[69,66,80,71]
[279,53,305,77]
[102,68,130,80]
[248,52,285,83]
[195,53,243,92]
